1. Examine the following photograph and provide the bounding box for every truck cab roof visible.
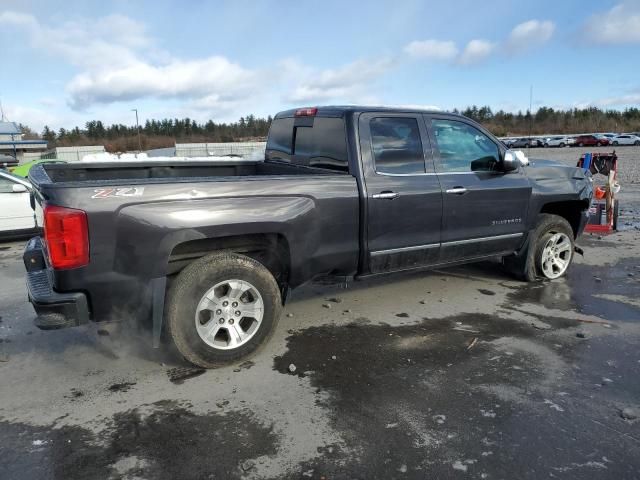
[275,105,451,119]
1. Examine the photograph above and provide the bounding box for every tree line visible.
[456,106,640,137]
[24,106,640,152]
[39,114,273,152]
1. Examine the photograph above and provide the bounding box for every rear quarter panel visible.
[40,175,359,320]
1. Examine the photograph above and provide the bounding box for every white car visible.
[0,169,38,239]
[543,136,571,147]
[611,134,640,146]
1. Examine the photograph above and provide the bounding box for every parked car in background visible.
[507,137,538,148]
[0,169,38,240]
[611,134,640,146]
[0,154,19,169]
[543,136,571,147]
[10,159,66,178]
[573,135,609,147]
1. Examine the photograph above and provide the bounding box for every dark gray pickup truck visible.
[24,106,592,367]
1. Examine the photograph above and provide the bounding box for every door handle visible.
[372,191,400,200]
[445,187,468,195]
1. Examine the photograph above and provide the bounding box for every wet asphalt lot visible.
[1,151,640,480]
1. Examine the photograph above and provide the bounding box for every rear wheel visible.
[166,252,282,368]
[559,142,565,148]
[613,141,619,146]
[596,142,602,147]
[634,140,640,146]
[504,214,574,282]
[578,142,584,147]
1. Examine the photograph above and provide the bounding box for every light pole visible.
[131,108,142,152]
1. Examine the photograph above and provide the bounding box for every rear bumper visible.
[24,237,90,330]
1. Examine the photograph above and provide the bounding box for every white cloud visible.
[0,11,260,113]
[404,40,459,61]
[506,20,555,52]
[285,58,394,103]
[585,92,640,108]
[66,57,258,110]
[583,2,640,44]
[458,39,496,65]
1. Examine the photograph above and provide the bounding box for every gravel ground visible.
[1,228,640,479]
[1,149,640,479]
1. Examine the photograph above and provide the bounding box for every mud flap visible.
[151,276,167,348]
[574,246,584,257]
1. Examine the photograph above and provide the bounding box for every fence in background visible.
[175,142,266,158]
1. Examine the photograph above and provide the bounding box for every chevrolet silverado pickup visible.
[24,106,592,367]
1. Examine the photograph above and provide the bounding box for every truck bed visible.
[31,159,337,187]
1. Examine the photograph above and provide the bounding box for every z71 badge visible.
[92,187,145,199]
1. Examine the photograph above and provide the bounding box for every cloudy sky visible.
[1,0,639,131]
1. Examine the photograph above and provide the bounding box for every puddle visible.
[0,401,277,480]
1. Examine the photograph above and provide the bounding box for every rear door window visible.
[370,117,425,175]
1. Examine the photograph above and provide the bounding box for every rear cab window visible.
[266,115,349,173]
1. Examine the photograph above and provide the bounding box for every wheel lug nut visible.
[216,309,222,314]
[222,301,228,307]
[229,319,234,325]
[235,310,241,316]
[219,318,225,324]
[232,302,238,308]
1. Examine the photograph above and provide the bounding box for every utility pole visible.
[131,108,142,152]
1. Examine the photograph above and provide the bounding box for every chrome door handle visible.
[372,192,400,200]
[445,187,468,195]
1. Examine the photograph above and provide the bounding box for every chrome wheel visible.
[195,279,264,350]
[540,233,572,279]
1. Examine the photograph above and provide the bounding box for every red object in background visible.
[577,152,618,234]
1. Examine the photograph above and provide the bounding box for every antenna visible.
[527,85,533,151]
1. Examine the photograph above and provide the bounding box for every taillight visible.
[295,107,318,117]
[43,205,89,269]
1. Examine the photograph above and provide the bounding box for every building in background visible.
[0,121,48,162]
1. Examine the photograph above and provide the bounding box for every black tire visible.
[166,252,282,368]
[578,142,584,147]
[544,143,549,148]
[559,142,565,148]
[613,141,619,146]
[613,200,619,230]
[503,214,575,282]
[634,140,640,146]
[596,142,602,147]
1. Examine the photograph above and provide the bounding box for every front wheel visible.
[613,141,619,146]
[596,142,602,147]
[634,140,640,146]
[559,142,565,148]
[503,214,575,282]
[166,252,282,368]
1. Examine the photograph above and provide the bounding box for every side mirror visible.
[12,184,28,193]
[502,149,529,172]
[502,151,519,172]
